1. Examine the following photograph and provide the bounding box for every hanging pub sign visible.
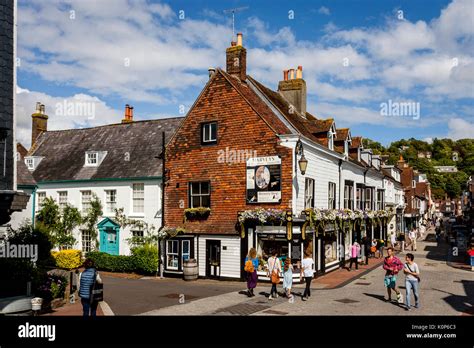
[246,156,282,203]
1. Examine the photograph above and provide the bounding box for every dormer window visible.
[86,152,97,165]
[84,151,107,167]
[24,156,44,171]
[328,131,334,150]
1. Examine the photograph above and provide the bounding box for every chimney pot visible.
[129,106,134,120]
[31,102,48,147]
[231,41,236,46]
[289,69,295,80]
[35,102,41,112]
[208,67,216,79]
[236,33,243,46]
[296,66,303,79]
[40,104,45,114]
[283,70,289,81]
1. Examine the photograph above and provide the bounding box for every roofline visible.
[279,134,344,160]
[36,176,162,185]
[18,184,37,189]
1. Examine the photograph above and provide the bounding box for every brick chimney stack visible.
[31,101,48,147]
[226,33,246,81]
[122,104,133,123]
[278,66,307,116]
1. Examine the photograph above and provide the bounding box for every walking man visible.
[382,247,404,303]
[409,227,417,251]
[403,253,420,311]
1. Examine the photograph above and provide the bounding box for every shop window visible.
[256,235,289,273]
[167,240,179,270]
[182,240,190,262]
[304,178,315,209]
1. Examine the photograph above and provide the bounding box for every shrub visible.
[52,249,83,269]
[36,273,68,301]
[85,251,136,273]
[132,244,158,275]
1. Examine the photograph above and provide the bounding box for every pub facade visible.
[163,34,400,281]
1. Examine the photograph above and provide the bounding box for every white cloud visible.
[318,6,331,16]
[446,118,474,140]
[16,86,122,148]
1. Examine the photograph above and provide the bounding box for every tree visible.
[36,197,81,249]
[82,193,103,250]
[363,138,385,155]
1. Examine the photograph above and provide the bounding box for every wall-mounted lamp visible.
[295,139,308,175]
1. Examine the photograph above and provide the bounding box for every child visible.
[282,257,293,299]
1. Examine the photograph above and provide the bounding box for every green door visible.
[98,218,120,255]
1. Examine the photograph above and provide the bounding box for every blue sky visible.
[16,0,474,147]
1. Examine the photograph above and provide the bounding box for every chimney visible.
[226,33,247,81]
[278,66,307,116]
[31,102,48,147]
[122,104,133,123]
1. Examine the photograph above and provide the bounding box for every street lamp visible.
[295,139,308,175]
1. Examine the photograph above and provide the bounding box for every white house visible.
[12,103,182,256]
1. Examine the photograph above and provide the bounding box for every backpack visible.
[244,259,254,273]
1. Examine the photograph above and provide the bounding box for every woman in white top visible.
[300,251,314,301]
[267,250,281,300]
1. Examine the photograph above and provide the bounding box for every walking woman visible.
[244,248,259,297]
[282,257,293,298]
[78,258,102,317]
[300,251,314,301]
[267,250,281,300]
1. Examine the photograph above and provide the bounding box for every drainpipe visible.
[158,131,166,278]
[31,186,37,228]
[338,159,342,209]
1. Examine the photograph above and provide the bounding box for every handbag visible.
[270,258,280,284]
[91,269,104,302]
[407,264,421,283]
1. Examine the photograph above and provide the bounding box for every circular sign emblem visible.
[255,166,270,189]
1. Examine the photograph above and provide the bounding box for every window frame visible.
[201,121,218,145]
[58,191,68,210]
[356,184,365,210]
[105,189,117,214]
[132,183,145,214]
[81,229,92,253]
[26,158,34,170]
[81,190,92,214]
[304,178,315,209]
[328,182,336,209]
[36,192,46,210]
[166,240,179,270]
[85,152,98,166]
[343,181,354,210]
[189,181,211,208]
[365,187,373,211]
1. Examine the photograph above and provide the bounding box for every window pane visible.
[201,195,210,208]
[191,183,200,195]
[200,182,209,194]
[210,123,217,141]
[192,196,200,208]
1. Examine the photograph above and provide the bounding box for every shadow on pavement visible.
[433,280,474,314]
[363,293,403,307]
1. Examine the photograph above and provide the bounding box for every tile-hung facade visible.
[164,34,403,281]
[14,104,182,255]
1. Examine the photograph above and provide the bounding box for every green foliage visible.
[82,193,103,250]
[36,197,81,249]
[364,137,474,199]
[115,207,160,248]
[131,245,158,275]
[86,246,158,275]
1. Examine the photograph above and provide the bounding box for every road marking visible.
[99,301,115,316]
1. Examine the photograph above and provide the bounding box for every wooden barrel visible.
[183,259,198,281]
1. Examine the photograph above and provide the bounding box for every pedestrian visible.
[348,241,360,271]
[419,224,425,240]
[377,239,385,258]
[282,257,293,299]
[403,253,420,311]
[244,248,259,297]
[78,258,102,317]
[363,236,371,265]
[409,228,417,251]
[390,232,397,250]
[300,251,314,301]
[267,250,281,300]
[382,247,404,304]
[371,238,377,258]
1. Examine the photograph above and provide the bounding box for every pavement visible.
[42,228,473,316]
[141,228,474,316]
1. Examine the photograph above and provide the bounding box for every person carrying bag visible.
[267,250,281,300]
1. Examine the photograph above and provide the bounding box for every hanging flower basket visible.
[184,207,211,222]
[158,226,186,239]
[238,209,287,238]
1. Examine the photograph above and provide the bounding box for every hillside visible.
[363,138,474,199]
